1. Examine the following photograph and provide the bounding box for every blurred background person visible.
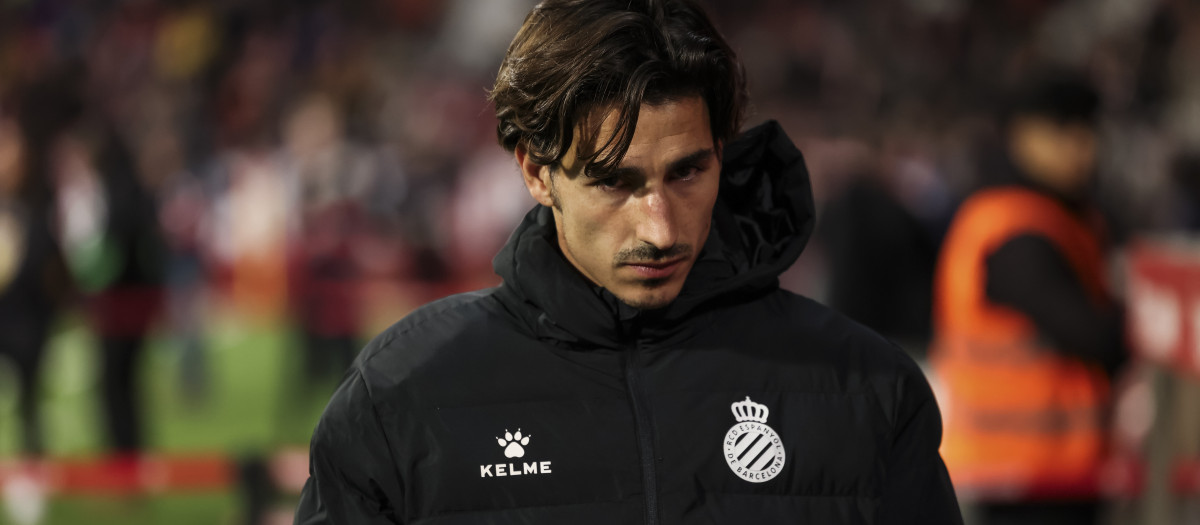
[283,90,377,389]
[819,120,954,356]
[0,99,72,525]
[931,71,1127,525]
[1166,152,1200,231]
[52,118,167,481]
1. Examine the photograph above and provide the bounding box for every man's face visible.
[518,96,722,309]
[1009,115,1097,195]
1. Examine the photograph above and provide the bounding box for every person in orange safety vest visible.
[932,71,1126,525]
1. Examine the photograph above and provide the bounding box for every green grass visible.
[0,312,344,524]
[10,494,238,525]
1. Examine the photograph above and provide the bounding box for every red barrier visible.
[1128,239,1200,379]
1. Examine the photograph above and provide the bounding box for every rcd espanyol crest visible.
[723,397,786,483]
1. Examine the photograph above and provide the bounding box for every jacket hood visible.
[493,120,815,347]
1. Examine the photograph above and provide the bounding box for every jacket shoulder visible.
[758,290,932,393]
[771,290,941,428]
[353,288,505,388]
[777,291,915,358]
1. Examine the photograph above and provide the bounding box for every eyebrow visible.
[585,147,716,180]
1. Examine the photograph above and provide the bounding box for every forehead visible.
[567,96,713,171]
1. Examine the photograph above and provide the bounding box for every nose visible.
[636,189,678,251]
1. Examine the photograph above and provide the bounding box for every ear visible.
[516,144,556,208]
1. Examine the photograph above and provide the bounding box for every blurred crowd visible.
[2,0,1200,523]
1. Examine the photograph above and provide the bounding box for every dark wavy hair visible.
[490,0,746,173]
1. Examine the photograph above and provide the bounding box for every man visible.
[931,72,1125,525]
[296,1,961,523]
[0,108,68,525]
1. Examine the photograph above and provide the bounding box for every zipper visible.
[625,341,660,525]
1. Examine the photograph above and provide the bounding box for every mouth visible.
[623,257,686,280]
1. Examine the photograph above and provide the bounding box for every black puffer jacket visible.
[295,122,962,525]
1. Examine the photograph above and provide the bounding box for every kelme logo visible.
[480,428,552,478]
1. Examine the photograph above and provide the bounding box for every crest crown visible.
[731,397,770,423]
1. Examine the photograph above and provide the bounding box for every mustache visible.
[614,243,692,265]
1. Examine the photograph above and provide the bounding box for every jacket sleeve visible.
[985,234,1126,376]
[295,369,403,525]
[877,361,963,524]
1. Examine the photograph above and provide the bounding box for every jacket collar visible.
[493,120,815,348]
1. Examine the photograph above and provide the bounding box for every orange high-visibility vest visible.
[931,186,1111,499]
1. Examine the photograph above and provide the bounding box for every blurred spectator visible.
[53,122,167,463]
[931,70,1126,525]
[283,90,377,385]
[147,115,212,404]
[0,110,70,525]
[1167,152,1200,231]
[819,124,954,353]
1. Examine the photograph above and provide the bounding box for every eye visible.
[673,164,702,181]
[590,176,625,190]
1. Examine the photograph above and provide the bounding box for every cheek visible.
[685,178,720,234]
[704,177,720,209]
[563,204,617,260]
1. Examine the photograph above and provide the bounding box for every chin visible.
[615,284,682,310]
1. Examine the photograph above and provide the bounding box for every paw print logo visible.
[496,429,531,458]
